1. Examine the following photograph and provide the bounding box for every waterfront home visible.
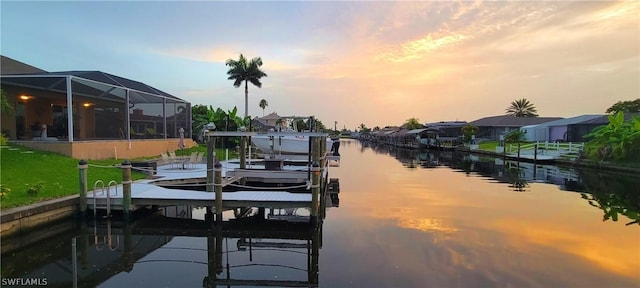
[468,115,563,141]
[252,112,283,131]
[565,112,640,142]
[0,55,194,159]
[520,115,604,142]
[424,121,467,138]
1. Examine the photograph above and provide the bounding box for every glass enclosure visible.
[1,75,190,141]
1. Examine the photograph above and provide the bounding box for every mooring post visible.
[240,136,247,169]
[214,162,223,221]
[311,161,320,224]
[517,143,521,160]
[207,136,215,192]
[121,160,132,220]
[78,159,88,217]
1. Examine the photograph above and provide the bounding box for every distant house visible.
[468,115,563,141]
[520,115,604,142]
[566,112,640,142]
[424,121,467,138]
[252,112,283,131]
[0,55,193,159]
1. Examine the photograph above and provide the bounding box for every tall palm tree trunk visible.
[244,80,249,119]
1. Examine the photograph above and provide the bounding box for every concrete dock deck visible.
[87,160,322,211]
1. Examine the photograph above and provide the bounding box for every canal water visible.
[2,139,639,287]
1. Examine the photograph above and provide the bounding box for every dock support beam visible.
[240,136,247,169]
[207,137,215,192]
[78,159,88,217]
[214,162,223,222]
[121,160,132,220]
[311,161,320,224]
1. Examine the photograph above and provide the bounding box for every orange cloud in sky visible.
[150,1,637,129]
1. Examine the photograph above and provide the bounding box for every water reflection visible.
[367,143,640,225]
[1,201,334,288]
[333,140,639,286]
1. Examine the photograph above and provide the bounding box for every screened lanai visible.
[1,71,191,142]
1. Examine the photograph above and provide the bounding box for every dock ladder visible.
[94,219,120,251]
[92,180,119,218]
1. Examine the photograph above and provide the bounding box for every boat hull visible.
[252,136,334,154]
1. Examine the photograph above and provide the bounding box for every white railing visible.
[506,141,584,159]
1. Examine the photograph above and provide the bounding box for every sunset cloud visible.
[1,1,637,129]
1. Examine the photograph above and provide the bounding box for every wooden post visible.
[122,222,134,272]
[78,159,88,217]
[121,160,132,220]
[517,143,521,160]
[207,136,215,192]
[309,224,320,286]
[534,143,538,163]
[240,136,246,169]
[311,161,320,224]
[311,136,321,224]
[214,162,223,221]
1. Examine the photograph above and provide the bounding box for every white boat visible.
[252,134,335,154]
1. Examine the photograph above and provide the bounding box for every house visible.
[0,55,193,159]
[468,115,563,141]
[520,115,604,142]
[566,112,640,142]
[424,121,467,138]
[252,112,283,131]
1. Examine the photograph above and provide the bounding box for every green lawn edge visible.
[0,144,235,209]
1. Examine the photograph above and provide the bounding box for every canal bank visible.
[454,146,640,175]
[1,194,79,237]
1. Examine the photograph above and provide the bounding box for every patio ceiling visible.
[0,71,187,104]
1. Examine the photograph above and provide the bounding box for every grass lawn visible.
[0,143,236,209]
[478,141,499,151]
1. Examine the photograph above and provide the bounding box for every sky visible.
[1,1,638,130]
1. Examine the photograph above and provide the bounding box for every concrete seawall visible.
[455,147,640,175]
[1,194,79,238]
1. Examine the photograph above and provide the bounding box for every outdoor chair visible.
[187,152,198,168]
[160,152,177,169]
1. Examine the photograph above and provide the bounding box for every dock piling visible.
[311,161,320,224]
[78,159,88,217]
[214,162,223,221]
[240,137,247,169]
[207,137,215,192]
[121,160,132,220]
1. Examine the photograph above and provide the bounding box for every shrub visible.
[504,129,526,143]
[0,133,7,145]
[461,124,479,143]
[584,112,640,161]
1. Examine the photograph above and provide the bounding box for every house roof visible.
[573,112,640,125]
[407,128,428,134]
[1,55,187,103]
[0,55,46,74]
[469,115,563,127]
[258,112,281,120]
[424,121,467,128]
[522,115,604,128]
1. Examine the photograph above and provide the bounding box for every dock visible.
[83,130,340,223]
[87,161,326,209]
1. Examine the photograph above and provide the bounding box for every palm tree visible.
[226,54,268,118]
[259,99,268,116]
[506,98,538,117]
